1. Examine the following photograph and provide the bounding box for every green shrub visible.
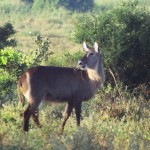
[0,35,50,103]
[20,0,33,3]
[0,35,50,79]
[0,48,27,102]
[0,22,16,49]
[27,35,50,67]
[58,0,94,12]
[0,71,14,104]
[115,2,150,86]
[31,0,94,13]
[74,1,150,86]
[0,47,27,80]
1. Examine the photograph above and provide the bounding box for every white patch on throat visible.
[87,64,100,82]
[24,72,31,101]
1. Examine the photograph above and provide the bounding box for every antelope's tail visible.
[17,78,24,107]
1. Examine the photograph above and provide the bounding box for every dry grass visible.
[0,1,79,53]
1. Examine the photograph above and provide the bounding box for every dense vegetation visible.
[74,1,150,86]
[58,0,94,12]
[0,22,16,49]
[0,0,149,149]
[21,0,94,12]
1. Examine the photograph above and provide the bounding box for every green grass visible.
[0,84,149,149]
[0,0,150,52]
[95,0,150,5]
[0,0,77,52]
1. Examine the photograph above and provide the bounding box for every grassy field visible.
[0,84,149,149]
[0,0,150,149]
[0,0,80,55]
[0,0,150,52]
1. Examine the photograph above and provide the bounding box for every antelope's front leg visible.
[61,102,74,132]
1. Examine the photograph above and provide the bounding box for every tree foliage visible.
[0,48,26,102]
[20,0,33,3]
[0,34,50,102]
[0,22,16,49]
[25,0,94,12]
[74,1,150,86]
[0,48,26,79]
[23,35,50,68]
[58,0,94,12]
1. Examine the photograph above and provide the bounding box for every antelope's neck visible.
[87,67,100,83]
[87,60,105,88]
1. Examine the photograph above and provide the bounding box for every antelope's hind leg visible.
[32,109,42,128]
[23,104,32,132]
[23,102,41,132]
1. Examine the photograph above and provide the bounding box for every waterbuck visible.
[18,42,105,132]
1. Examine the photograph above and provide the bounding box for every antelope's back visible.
[20,66,92,102]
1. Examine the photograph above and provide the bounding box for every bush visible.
[0,47,27,80]
[58,0,94,12]
[74,1,150,86]
[0,48,27,102]
[0,71,14,104]
[115,2,150,86]
[0,22,16,49]
[20,0,33,3]
[0,35,50,80]
[30,0,94,13]
[27,35,50,67]
[0,35,50,103]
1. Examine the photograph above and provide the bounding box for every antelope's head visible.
[78,42,101,71]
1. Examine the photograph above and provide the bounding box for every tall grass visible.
[95,0,150,6]
[1,0,150,51]
[0,0,77,52]
[0,84,149,149]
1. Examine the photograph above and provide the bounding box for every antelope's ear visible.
[83,42,89,52]
[94,42,99,52]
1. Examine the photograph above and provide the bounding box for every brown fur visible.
[18,42,105,132]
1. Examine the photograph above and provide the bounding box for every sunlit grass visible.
[0,84,149,149]
[0,0,76,52]
[1,0,150,52]
[95,0,150,6]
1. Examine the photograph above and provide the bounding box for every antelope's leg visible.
[61,102,73,131]
[74,102,82,126]
[23,101,41,131]
[32,109,42,128]
[23,104,32,132]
